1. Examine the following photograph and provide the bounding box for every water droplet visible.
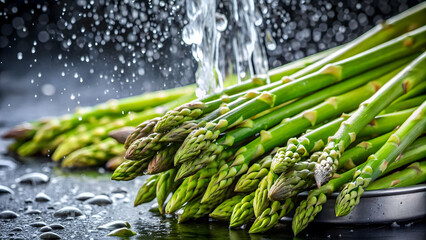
[215,13,227,32]
[35,192,51,202]
[70,94,75,100]
[75,192,95,201]
[30,221,47,227]
[16,172,49,185]
[17,52,23,60]
[0,185,14,195]
[41,84,56,96]
[54,206,84,218]
[265,30,277,51]
[39,232,61,240]
[0,210,19,219]
[85,195,112,206]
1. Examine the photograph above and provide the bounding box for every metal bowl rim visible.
[298,183,426,198]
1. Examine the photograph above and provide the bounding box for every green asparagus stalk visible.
[134,175,159,206]
[253,176,269,218]
[335,101,426,217]
[210,194,245,221]
[269,160,317,201]
[2,119,49,141]
[272,107,415,174]
[176,143,238,179]
[367,161,426,190]
[201,66,404,202]
[111,159,149,181]
[290,2,426,78]
[391,80,426,104]
[235,154,272,192]
[33,85,196,142]
[124,118,159,149]
[229,192,256,228]
[249,198,294,234]
[156,169,180,214]
[339,131,395,171]
[381,95,426,114]
[61,138,124,168]
[128,92,261,162]
[16,116,106,156]
[175,27,426,165]
[177,190,231,223]
[315,52,426,187]
[292,136,426,235]
[175,56,414,175]
[165,159,225,214]
[53,96,195,160]
[146,144,180,174]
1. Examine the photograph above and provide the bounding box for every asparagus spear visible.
[253,175,271,218]
[367,161,426,190]
[156,169,180,214]
[128,92,261,162]
[2,119,49,141]
[111,159,149,181]
[177,190,231,223]
[33,85,196,142]
[292,136,426,235]
[269,160,317,201]
[335,101,426,216]
[53,95,196,160]
[290,2,426,78]
[175,27,426,165]
[229,192,256,228]
[381,95,426,114]
[134,175,159,206]
[210,194,245,221]
[201,66,404,202]
[61,138,124,168]
[271,107,415,174]
[165,159,225,214]
[174,145,238,181]
[391,80,426,104]
[123,118,159,149]
[175,56,414,174]
[315,52,426,187]
[146,144,180,174]
[249,198,294,234]
[235,154,272,192]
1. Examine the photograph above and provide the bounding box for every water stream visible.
[183,0,270,98]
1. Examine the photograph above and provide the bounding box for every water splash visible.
[183,0,270,97]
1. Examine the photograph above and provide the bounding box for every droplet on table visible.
[85,195,112,206]
[53,206,83,218]
[75,192,95,201]
[16,173,49,185]
[35,193,51,202]
[0,210,19,219]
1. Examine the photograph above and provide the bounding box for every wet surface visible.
[1,132,425,239]
[1,1,425,239]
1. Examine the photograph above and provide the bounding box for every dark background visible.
[0,0,423,125]
[0,1,425,239]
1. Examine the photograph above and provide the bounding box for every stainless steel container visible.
[282,184,426,224]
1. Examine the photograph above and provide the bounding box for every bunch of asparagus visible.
[3,84,201,169]
[109,4,426,235]
[4,3,426,235]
